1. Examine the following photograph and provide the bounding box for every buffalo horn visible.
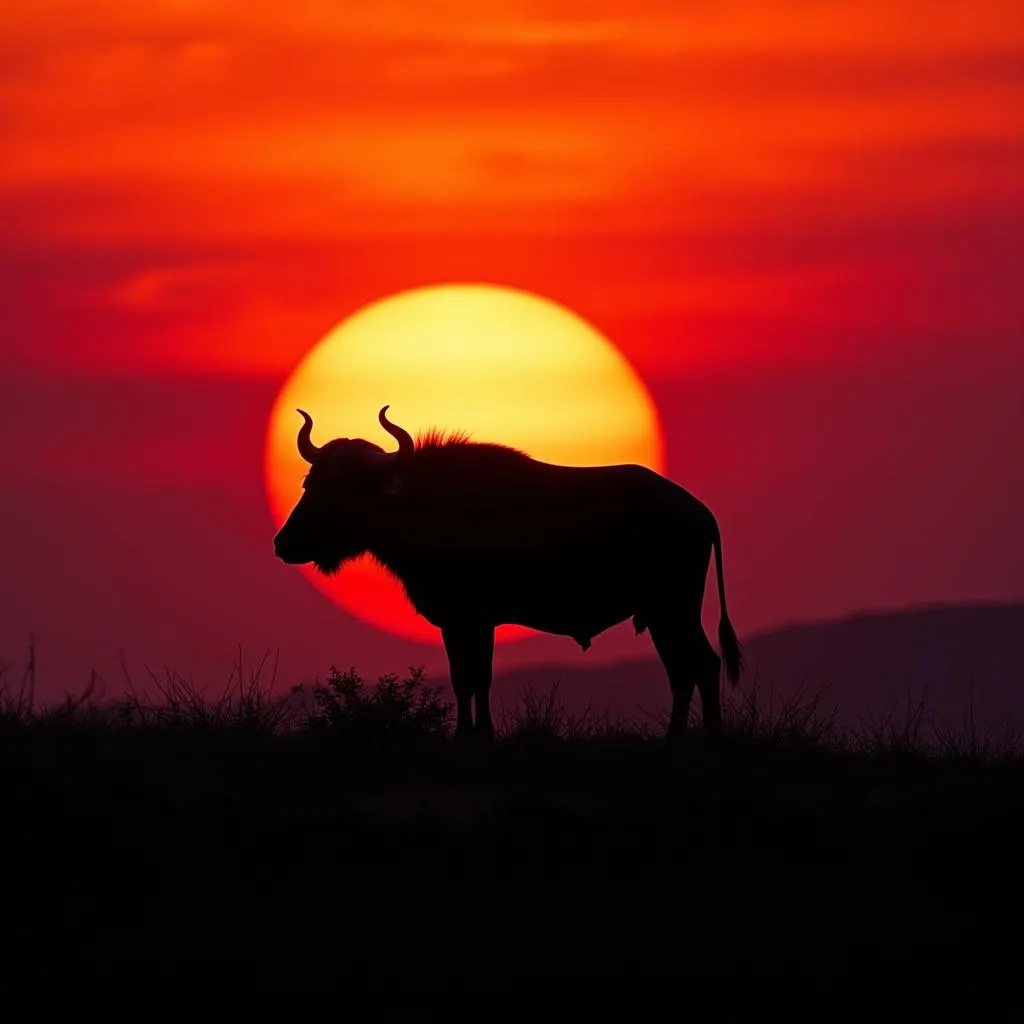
[378,405,414,461]
[296,409,322,463]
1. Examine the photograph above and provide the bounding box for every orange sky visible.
[2,1,1021,375]
[1,2,1022,697]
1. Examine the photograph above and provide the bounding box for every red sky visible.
[2,2,1022,701]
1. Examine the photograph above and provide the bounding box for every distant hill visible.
[491,602,1024,737]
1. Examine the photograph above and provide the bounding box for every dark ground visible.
[2,672,1023,1001]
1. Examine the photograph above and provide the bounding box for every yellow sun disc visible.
[265,283,664,644]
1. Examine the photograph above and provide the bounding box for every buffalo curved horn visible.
[296,409,322,464]
[378,405,414,462]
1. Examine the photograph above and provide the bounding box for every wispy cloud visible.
[0,1,1020,372]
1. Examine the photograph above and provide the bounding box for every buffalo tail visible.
[712,521,744,685]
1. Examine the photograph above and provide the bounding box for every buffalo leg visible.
[442,623,495,740]
[473,631,496,740]
[648,618,697,743]
[651,618,725,738]
[694,633,724,733]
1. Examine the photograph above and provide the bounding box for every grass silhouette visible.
[2,650,1022,994]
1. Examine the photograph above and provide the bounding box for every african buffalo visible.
[274,406,742,742]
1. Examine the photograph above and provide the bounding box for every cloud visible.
[3,3,1020,205]
[0,1,1020,376]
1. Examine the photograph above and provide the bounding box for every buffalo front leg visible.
[442,623,496,741]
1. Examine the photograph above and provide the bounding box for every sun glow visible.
[265,283,664,644]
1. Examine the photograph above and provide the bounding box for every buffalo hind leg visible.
[648,619,697,744]
[649,620,723,742]
[694,633,723,733]
[441,623,495,741]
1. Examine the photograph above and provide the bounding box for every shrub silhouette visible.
[307,665,453,744]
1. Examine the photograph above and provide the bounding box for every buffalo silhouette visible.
[275,406,742,742]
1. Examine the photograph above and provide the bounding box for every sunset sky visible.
[2,1,1022,700]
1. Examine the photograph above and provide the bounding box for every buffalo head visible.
[273,405,413,574]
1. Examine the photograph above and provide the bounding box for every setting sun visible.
[265,283,664,643]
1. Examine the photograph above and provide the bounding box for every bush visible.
[306,665,453,745]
